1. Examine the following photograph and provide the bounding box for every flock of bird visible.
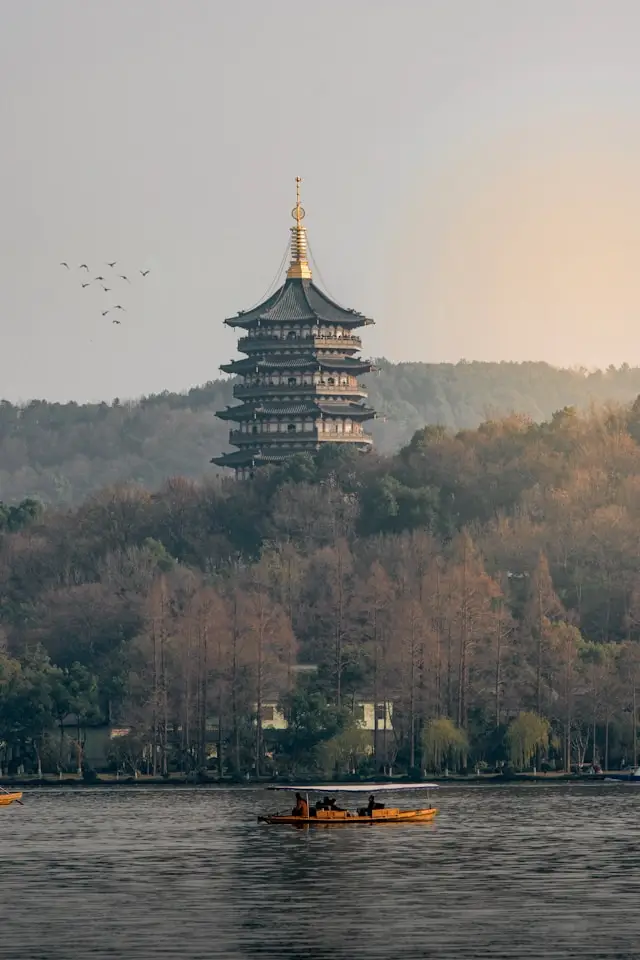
[59,261,151,324]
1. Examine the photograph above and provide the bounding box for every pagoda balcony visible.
[233,382,369,399]
[237,334,362,353]
[229,428,373,446]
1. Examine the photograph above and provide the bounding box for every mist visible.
[2,1,640,401]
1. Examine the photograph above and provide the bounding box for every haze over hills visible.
[3,360,640,506]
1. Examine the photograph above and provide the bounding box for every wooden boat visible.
[604,766,640,783]
[258,783,439,826]
[0,792,23,806]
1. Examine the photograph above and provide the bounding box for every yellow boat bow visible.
[0,792,23,806]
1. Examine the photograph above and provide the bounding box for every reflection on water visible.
[2,784,640,959]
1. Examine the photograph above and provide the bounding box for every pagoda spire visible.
[286,176,312,279]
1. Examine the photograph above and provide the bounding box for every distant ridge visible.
[2,360,640,505]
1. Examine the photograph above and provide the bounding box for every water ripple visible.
[2,784,639,959]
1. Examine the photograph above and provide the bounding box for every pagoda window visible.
[287,423,296,433]
[336,327,343,338]
[288,377,297,386]
[287,330,297,340]
[344,419,352,434]
[336,421,343,433]
[251,425,258,435]
[327,377,335,386]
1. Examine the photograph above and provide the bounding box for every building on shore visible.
[258,696,394,763]
[212,178,377,478]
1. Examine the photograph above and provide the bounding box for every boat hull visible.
[258,807,438,825]
[0,792,22,806]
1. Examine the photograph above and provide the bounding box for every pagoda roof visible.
[220,354,373,375]
[224,278,374,329]
[211,449,291,468]
[217,400,375,421]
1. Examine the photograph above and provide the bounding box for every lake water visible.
[1,783,639,959]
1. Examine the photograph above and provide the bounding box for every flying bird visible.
[94,276,105,281]
[106,261,117,268]
[140,269,150,277]
[78,264,89,271]
[81,283,91,288]
[101,286,111,292]
[60,262,69,269]
[113,305,126,311]
[101,310,110,316]
[112,319,121,325]
[119,275,130,283]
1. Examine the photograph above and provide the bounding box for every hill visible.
[3,360,640,505]
[4,399,640,777]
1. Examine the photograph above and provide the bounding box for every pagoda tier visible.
[219,352,373,376]
[217,399,376,421]
[213,178,377,479]
[224,276,373,331]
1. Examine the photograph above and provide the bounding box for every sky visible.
[3,0,640,402]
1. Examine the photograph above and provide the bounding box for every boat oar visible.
[0,784,23,805]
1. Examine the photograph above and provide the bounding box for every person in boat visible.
[292,792,309,818]
[366,794,385,817]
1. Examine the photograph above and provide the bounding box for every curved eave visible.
[220,356,373,375]
[317,404,376,421]
[217,400,376,422]
[223,278,375,329]
[211,450,291,468]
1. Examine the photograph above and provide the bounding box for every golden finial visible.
[287,176,312,279]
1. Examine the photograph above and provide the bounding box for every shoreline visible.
[0,772,613,789]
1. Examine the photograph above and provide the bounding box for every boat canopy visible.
[267,783,439,793]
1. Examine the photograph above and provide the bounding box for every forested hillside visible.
[3,399,640,778]
[4,361,640,505]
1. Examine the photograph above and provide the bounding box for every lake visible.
[2,783,639,959]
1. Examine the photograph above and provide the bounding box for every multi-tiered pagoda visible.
[212,178,376,478]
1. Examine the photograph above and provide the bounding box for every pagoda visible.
[212,178,376,478]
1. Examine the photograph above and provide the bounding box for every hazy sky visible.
[3,1,640,402]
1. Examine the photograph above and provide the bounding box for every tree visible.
[50,662,100,773]
[422,717,468,773]
[278,680,353,773]
[445,531,499,729]
[317,725,370,777]
[0,648,57,776]
[505,712,550,770]
[524,552,564,715]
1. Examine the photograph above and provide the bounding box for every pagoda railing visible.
[233,382,368,399]
[238,334,362,352]
[229,428,372,446]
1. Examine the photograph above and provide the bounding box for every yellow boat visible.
[0,792,23,806]
[258,783,439,826]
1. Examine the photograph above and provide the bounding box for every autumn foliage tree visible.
[5,399,640,776]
